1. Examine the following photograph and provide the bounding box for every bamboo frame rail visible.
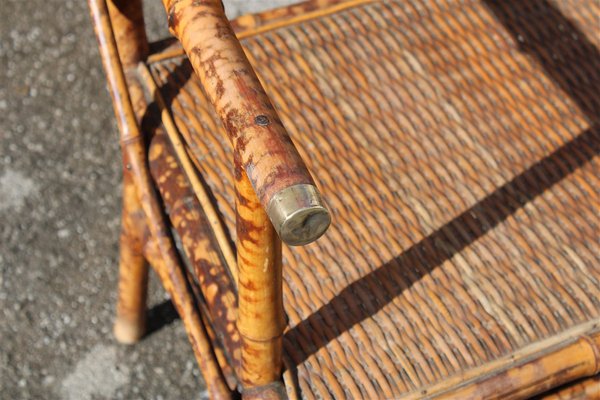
[540,375,600,399]
[88,0,231,397]
[438,331,600,399]
[105,0,148,67]
[146,0,376,64]
[235,170,285,394]
[113,160,149,344]
[137,63,239,286]
[161,0,330,246]
[105,0,149,345]
[408,321,600,400]
[147,131,241,388]
[143,236,239,390]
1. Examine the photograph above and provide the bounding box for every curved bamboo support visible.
[161,0,330,246]
[89,0,231,397]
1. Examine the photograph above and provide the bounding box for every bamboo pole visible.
[147,131,241,388]
[106,0,148,67]
[236,169,286,396]
[113,161,149,344]
[161,0,330,246]
[540,375,600,400]
[88,1,231,397]
[106,0,150,344]
[442,331,600,399]
[138,63,239,287]
[143,236,240,390]
[408,322,600,400]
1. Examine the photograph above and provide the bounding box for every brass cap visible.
[267,184,331,246]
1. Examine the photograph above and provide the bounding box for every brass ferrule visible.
[266,184,331,246]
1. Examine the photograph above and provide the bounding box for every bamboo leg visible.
[113,160,149,344]
[104,0,150,345]
[236,169,286,398]
[126,135,231,398]
[143,237,235,398]
[107,0,148,67]
[90,1,231,395]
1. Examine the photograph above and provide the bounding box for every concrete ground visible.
[0,1,294,399]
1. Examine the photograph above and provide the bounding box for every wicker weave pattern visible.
[149,0,599,397]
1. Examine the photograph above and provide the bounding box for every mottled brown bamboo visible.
[140,237,232,398]
[106,0,148,66]
[411,323,600,400]
[236,168,285,395]
[161,0,330,245]
[231,0,373,38]
[94,0,600,398]
[113,161,149,344]
[143,237,239,390]
[148,132,241,374]
[105,0,149,345]
[242,382,289,400]
[89,0,231,397]
[151,0,375,61]
[138,62,238,286]
[539,375,600,399]
[441,332,600,399]
[159,0,309,204]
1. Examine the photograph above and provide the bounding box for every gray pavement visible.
[0,1,294,399]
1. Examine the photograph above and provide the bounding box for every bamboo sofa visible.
[89,0,600,398]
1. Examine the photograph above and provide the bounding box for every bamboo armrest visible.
[161,0,330,245]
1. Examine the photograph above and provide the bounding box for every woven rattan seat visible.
[142,1,600,397]
[90,0,600,398]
